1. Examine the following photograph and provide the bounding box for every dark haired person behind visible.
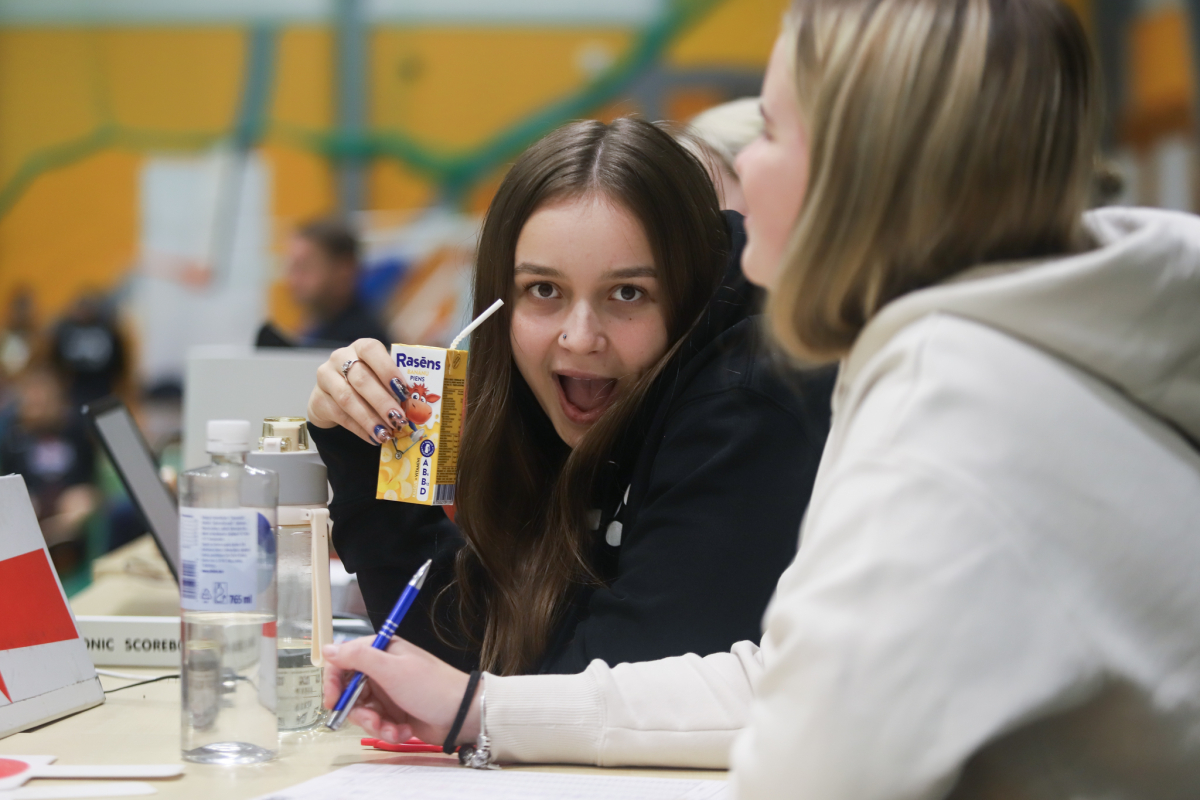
[258,218,387,349]
[50,292,130,409]
[306,118,834,676]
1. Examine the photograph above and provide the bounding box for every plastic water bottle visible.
[179,420,279,764]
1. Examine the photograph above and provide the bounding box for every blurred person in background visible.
[0,368,97,572]
[1,286,39,382]
[49,290,131,412]
[275,217,387,348]
[678,97,761,215]
[0,286,41,439]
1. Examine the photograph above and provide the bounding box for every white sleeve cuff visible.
[485,669,606,765]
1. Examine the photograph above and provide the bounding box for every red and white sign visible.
[0,475,103,738]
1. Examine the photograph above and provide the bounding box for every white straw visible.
[449,298,504,350]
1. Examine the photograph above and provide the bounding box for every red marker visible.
[361,737,445,754]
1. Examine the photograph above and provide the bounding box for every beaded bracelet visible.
[458,685,494,769]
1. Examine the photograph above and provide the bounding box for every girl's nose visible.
[559,301,604,354]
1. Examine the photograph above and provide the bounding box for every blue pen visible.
[326,559,432,731]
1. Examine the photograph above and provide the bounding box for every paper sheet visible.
[251,763,728,800]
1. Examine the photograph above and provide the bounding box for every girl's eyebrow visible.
[601,266,656,280]
[514,264,656,280]
[514,263,563,277]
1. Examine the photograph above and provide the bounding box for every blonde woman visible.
[322,0,1200,795]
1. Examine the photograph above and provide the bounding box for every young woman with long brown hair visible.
[319,0,1200,795]
[307,117,834,677]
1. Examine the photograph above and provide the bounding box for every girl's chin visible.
[552,421,586,448]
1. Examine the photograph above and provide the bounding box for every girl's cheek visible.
[611,315,669,373]
[509,311,554,358]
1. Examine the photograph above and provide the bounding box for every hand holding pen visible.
[320,580,484,747]
[326,559,432,730]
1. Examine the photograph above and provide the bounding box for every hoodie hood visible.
[840,206,1200,442]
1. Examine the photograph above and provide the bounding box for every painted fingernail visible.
[387,409,405,429]
[374,424,389,443]
[390,378,408,402]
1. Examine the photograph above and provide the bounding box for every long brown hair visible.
[768,0,1099,361]
[450,118,729,674]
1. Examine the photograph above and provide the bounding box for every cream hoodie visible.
[485,207,1200,799]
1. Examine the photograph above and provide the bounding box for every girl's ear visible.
[426,393,441,403]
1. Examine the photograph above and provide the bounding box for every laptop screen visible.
[84,398,180,582]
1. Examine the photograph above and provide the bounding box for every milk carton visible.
[377,345,467,506]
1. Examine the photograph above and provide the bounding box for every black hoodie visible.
[307,212,834,674]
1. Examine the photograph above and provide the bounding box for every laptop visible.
[83,397,180,582]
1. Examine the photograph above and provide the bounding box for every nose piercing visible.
[561,333,568,341]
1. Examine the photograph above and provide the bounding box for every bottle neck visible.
[210,451,247,466]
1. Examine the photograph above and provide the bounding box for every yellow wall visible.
[370,28,636,150]
[0,151,138,318]
[0,0,785,330]
[669,0,788,66]
[104,29,246,132]
[1126,8,1193,147]
[0,26,247,324]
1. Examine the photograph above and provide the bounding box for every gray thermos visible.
[246,417,333,732]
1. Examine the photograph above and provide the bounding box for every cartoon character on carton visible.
[395,384,439,454]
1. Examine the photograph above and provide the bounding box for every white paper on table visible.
[248,763,727,800]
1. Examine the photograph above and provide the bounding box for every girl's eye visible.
[529,282,559,300]
[612,285,644,302]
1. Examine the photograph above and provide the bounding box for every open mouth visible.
[554,373,619,425]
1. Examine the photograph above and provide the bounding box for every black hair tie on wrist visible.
[443,670,482,754]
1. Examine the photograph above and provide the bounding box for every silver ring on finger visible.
[341,358,359,380]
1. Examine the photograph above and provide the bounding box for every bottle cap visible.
[206,419,252,454]
[247,416,327,504]
[260,417,309,452]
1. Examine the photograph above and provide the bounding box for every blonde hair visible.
[768,0,1100,361]
[687,97,763,169]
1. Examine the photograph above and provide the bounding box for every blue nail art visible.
[390,378,408,403]
[374,424,389,443]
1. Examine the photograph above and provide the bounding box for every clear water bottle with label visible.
[179,420,279,764]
